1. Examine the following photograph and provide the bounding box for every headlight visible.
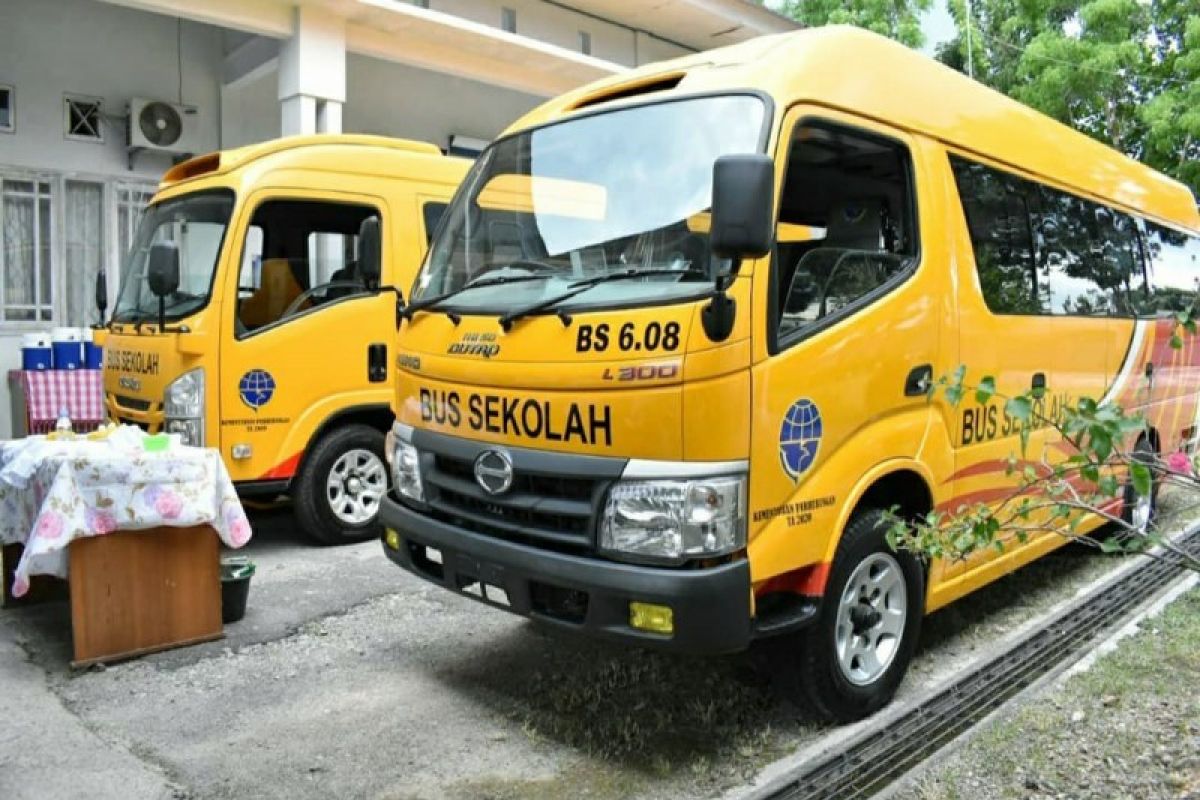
[163,368,205,447]
[165,418,202,444]
[600,475,746,564]
[392,438,424,502]
[164,368,204,418]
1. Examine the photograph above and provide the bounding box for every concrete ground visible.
[0,508,1140,800]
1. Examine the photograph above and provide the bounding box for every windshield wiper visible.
[402,273,555,325]
[498,268,708,331]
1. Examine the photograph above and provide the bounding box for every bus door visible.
[946,155,1059,581]
[218,189,394,482]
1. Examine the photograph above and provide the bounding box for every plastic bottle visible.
[54,406,73,434]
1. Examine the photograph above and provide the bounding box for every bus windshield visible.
[113,190,234,324]
[413,94,766,314]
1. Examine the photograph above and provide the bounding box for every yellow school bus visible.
[379,27,1200,720]
[99,135,469,544]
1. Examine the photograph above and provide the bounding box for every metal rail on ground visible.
[760,530,1200,800]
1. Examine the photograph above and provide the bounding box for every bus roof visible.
[160,134,465,190]
[507,25,1199,234]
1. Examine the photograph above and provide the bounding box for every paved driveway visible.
[0,508,1121,800]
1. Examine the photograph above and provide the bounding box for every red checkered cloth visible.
[13,370,104,431]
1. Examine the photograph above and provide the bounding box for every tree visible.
[1140,8,1200,193]
[937,0,1200,197]
[777,0,934,49]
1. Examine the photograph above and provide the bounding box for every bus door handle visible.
[904,364,932,397]
[1031,372,1046,395]
[368,343,388,383]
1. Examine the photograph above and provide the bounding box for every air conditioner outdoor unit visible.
[127,98,201,156]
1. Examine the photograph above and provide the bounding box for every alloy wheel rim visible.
[834,551,907,686]
[326,448,386,526]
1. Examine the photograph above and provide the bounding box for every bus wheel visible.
[293,424,388,545]
[770,508,924,723]
[1122,438,1159,536]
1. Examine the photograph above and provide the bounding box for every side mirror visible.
[710,154,775,265]
[94,270,108,325]
[147,242,180,298]
[359,216,382,289]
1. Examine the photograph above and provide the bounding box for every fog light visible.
[629,602,674,635]
[384,529,401,550]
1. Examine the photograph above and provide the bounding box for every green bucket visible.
[220,557,256,624]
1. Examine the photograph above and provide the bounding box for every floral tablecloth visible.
[0,426,251,598]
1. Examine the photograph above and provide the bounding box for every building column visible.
[316,99,342,134]
[278,6,345,136]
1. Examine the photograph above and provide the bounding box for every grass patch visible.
[903,587,1200,800]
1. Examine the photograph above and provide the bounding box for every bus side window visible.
[1032,185,1142,317]
[422,201,448,245]
[950,155,1149,320]
[1139,222,1200,316]
[774,122,918,345]
[238,225,264,298]
[949,156,1045,315]
[236,199,379,336]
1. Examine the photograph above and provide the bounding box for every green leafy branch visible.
[888,364,1200,574]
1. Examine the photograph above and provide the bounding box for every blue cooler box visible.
[52,327,83,370]
[21,333,52,371]
[83,328,103,369]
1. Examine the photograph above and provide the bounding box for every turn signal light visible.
[384,529,401,550]
[629,602,674,635]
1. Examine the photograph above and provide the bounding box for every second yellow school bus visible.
[380,27,1200,720]
[100,135,468,544]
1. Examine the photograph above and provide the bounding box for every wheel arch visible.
[824,460,936,567]
[287,403,393,491]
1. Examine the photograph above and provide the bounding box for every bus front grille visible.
[421,452,606,554]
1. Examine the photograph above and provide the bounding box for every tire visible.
[1116,437,1159,541]
[292,424,389,545]
[768,508,924,723]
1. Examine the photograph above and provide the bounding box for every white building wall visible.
[0,0,223,180]
[221,54,544,153]
[0,0,224,437]
[220,73,280,150]
[429,0,692,66]
[343,55,542,148]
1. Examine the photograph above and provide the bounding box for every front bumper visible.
[381,496,754,654]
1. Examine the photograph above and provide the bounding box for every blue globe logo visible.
[779,399,822,481]
[239,369,276,411]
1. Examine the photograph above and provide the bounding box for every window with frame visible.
[422,201,447,245]
[774,122,918,343]
[1139,222,1200,315]
[952,155,1148,318]
[64,95,104,142]
[236,200,379,335]
[1032,183,1142,317]
[951,156,1045,315]
[64,180,105,327]
[0,179,53,323]
[0,86,13,133]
